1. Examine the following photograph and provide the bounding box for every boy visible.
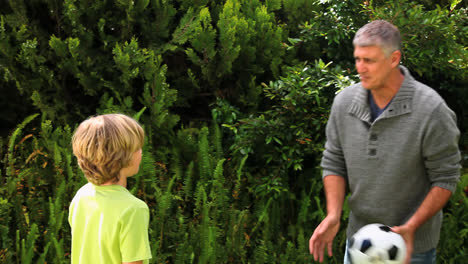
[69,114,152,264]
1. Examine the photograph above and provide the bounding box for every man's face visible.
[354,45,395,90]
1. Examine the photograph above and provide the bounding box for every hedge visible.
[1,0,466,263]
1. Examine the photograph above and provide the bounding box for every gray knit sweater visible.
[321,66,461,253]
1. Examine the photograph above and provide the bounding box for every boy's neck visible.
[101,176,127,188]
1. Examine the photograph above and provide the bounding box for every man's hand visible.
[391,186,452,264]
[309,175,346,262]
[309,215,340,263]
[391,225,415,264]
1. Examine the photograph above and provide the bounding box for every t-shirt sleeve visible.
[119,204,152,262]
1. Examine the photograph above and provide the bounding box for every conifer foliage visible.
[0,0,467,263]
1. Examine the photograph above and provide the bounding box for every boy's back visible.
[69,183,151,264]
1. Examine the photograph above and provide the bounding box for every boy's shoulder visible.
[71,183,148,211]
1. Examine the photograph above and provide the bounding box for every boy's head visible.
[72,114,144,185]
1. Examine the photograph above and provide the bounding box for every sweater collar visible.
[348,65,415,123]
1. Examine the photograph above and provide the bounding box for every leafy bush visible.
[366,0,468,134]
[0,114,77,263]
[217,60,355,262]
[0,0,467,263]
[0,0,289,132]
[438,172,468,264]
[227,60,354,170]
[287,0,366,66]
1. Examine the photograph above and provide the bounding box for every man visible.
[309,20,461,264]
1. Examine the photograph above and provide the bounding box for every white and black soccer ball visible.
[348,223,406,264]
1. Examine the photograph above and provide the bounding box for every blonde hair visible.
[353,20,401,57]
[72,114,144,185]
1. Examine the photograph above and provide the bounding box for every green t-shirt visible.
[69,183,152,264]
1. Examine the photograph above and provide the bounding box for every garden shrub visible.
[367,0,468,134]
[0,0,467,263]
[0,0,289,132]
[220,60,355,262]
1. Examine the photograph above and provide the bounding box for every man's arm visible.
[323,175,346,221]
[123,261,143,264]
[309,175,346,262]
[392,186,452,264]
[393,100,461,264]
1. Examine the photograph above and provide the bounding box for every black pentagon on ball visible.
[379,225,392,232]
[388,245,399,260]
[360,239,372,253]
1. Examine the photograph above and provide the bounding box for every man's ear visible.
[391,50,402,67]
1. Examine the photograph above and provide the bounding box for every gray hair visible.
[353,20,401,57]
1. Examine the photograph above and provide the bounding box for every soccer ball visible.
[348,223,406,264]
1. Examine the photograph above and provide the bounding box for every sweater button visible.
[370,134,378,141]
[369,149,377,156]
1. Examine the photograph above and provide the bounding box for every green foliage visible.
[0,0,467,263]
[18,223,39,264]
[217,0,247,77]
[286,0,367,66]
[227,60,354,171]
[366,0,468,134]
[216,60,355,263]
[438,172,468,263]
[1,114,78,263]
[0,0,290,132]
[367,0,467,80]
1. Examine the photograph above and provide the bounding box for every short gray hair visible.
[353,20,401,57]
